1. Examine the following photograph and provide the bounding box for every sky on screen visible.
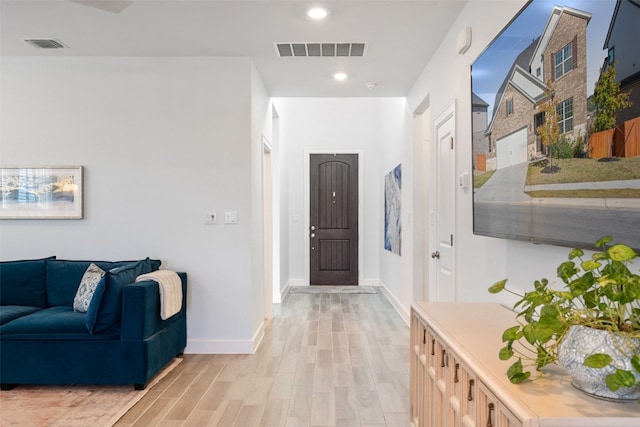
[472,0,617,117]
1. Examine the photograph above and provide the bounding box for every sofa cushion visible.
[86,258,156,335]
[0,307,118,340]
[46,258,161,307]
[0,257,55,308]
[73,263,105,313]
[0,305,43,325]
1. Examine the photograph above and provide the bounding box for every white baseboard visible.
[185,321,265,354]
[377,281,411,326]
[363,278,382,287]
[289,279,305,287]
[283,279,304,298]
[252,321,265,352]
[279,278,304,299]
[285,278,381,288]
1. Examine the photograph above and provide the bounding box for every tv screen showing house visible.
[471,0,640,250]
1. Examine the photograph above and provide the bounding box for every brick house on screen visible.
[483,6,590,171]
[602,0,640,126]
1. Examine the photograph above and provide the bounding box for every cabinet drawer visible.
[426,328,447,379]
[477,381,522,427]
[448,350,477,427]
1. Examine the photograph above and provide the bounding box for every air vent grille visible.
[24,39,66,49]
[275,42,366,58]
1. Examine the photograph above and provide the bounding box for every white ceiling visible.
[0,0,467,97]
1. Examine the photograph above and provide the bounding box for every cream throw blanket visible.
[135,270,183,320]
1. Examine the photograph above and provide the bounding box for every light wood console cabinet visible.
[410,303,640,427]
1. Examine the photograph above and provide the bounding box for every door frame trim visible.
[304,150,364,286]
[262,136,273,319]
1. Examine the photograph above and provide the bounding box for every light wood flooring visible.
[114,288,411,427]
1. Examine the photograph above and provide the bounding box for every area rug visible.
[0,358,181,427]
[288,285,378,294]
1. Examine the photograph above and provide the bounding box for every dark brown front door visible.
[310,153,358,285]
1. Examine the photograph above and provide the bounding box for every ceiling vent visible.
[24,39,66,49]
[275,42,366,58]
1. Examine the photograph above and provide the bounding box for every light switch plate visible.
[224,211,238,224]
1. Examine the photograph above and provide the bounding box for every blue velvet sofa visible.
[0,257,187,390]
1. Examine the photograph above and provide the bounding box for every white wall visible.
[377,99,414,321]
[0,56,268,353]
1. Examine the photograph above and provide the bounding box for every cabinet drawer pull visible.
[454,363,459,383]
[431,339,435,355]
[487,402,495,427]
[423,328,426,344]
[467,379,474,401]
[441,349,446,367]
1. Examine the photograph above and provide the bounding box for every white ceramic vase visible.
[558,325,640,401]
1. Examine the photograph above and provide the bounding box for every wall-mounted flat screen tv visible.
[471,0,640,250]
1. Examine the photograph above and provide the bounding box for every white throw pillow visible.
[73,263,105,313]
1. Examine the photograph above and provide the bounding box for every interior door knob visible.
[431,251,440,259]
[310,233,315,238]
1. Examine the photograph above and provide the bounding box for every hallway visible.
[115,288,411,426]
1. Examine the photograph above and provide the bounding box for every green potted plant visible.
[488,237,640,401]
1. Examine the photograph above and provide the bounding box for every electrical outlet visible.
[205,212,217,225]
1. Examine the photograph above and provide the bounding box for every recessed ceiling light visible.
[333,72,348,81]
[308,7,329,20]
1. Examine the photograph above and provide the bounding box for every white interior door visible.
[431,103,456,301]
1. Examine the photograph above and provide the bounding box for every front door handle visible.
[431,251,440,259]
[310,233,315,238]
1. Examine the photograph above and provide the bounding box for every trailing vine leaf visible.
[568,272,594,295]
[617,370,636,388]
[523,323,536,345]
[502,325,521,342]
[581,260,602,272]
[608,244,637,262]
[488,279,507,294]
[568,248,584,260]
[626,281,640,300]
[499,346,514,360]
[632,309,640,330]
[593,252,609,261]
[631,355,640,373]
[606,373,623,391]
[583,353,612,368]
[606,369,636,391]
[583,289,598,308]
[507,359,531,384]
[558,262,578,283]
[595,236,612,248]
[534,279,548,292]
